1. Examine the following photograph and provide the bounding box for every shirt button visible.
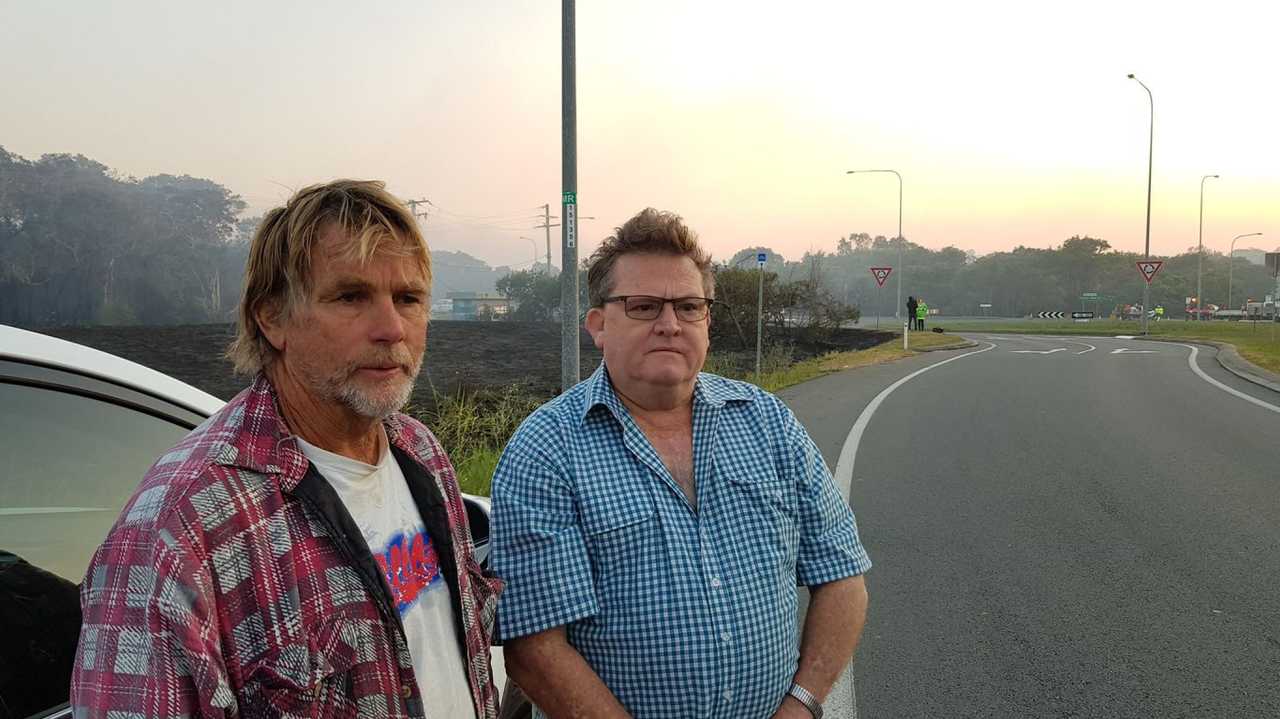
[401,683,413,699]
[720,631,731,643]
[710,576,722,588]
[723,689,733,702]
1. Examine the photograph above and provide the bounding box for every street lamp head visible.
[1127,73,1135,79]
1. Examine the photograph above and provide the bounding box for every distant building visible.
[446,291,510,321]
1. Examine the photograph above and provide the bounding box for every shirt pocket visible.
[242,616,364,718]
[578,486,659,611]
[725,471,799,577]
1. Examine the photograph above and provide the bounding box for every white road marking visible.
[832,342,996,499]
[1075,343,1097,355]
[1111,348,1158,354]
[1180,344,1280,415]
[1011,348,1067,354]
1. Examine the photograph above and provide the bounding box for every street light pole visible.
[846,169,903,319]
[1128,74,1154,335]
[1227,232,1264,310]
[519,236,540,270]
[1196,175,1218,319]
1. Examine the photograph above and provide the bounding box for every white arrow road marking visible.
[1010,348,1067,354]
[1075,343,1097,355]
[1111,348,1158,354]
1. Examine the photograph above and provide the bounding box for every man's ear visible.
[255,299,288,352]
[585,306,606,350]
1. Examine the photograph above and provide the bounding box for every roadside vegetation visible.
[419,330,970,495]
[936,318,1280,374]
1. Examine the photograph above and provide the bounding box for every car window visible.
[0,381,192,583]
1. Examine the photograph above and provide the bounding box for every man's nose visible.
[368,295,406,344]
[652,301,681,335]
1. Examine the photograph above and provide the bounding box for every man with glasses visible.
[490,208,871,718]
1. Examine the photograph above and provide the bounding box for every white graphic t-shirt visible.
[297,434,475,718]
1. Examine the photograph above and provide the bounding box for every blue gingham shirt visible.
[490,364,871,718]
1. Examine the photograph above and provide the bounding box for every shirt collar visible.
[578,361,755,427]
[210,373,430,494]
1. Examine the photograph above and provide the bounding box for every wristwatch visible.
[787,682,823,719]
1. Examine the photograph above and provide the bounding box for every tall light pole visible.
[560,0,579,392]
[846,169,903,318]
[1196,174,1219,320]
[519,236,540,270]
[1227,232,1263,310]
[1128,74,1154,335]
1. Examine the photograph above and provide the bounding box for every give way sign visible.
[1136,260,1164,284]
[869,267,893,287]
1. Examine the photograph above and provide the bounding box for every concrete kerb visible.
[913,340,979,353]
[1135,336,1280,394]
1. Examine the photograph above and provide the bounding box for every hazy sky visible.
[3,0,1277,270]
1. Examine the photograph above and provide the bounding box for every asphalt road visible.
[779,334,1280,718]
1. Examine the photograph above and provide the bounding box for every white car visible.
[0,324,498,718]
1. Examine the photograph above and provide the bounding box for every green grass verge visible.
[453,447,503,497]
[717,330,967,393]
[935,318,1280,374]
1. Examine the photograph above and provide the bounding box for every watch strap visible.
[787,682,823,719]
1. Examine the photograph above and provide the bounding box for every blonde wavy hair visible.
[226,179,429,374]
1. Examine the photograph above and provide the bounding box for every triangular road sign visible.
[869,267,893,287]
[1136,260,1164,284]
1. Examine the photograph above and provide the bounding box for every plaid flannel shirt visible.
[72,374,502,718]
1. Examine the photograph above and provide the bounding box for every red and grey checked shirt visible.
[71,374,503,718]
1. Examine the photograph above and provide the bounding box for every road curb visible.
[1136,336,1280,394]
[913,340,979,353]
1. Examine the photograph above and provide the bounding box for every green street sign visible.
[562,191,577,205]
[1082,292,1099,298]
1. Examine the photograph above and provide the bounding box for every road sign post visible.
[756,253,766,383]
[870,267,892,330]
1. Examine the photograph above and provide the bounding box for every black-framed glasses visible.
[602,295,715,322]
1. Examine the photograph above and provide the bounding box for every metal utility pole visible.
[404,198,430,223]
[560,0,579,392]
[1196,175,1218,320]
[543,204,553,272]
[1128,74,1154,335]
[846,170,903,318]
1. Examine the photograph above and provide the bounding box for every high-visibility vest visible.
[916,303,928,319]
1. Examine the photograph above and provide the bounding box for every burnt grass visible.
[38,321,892,410]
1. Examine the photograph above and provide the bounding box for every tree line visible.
[729,233,1276,320]
[3,147,1273,329]
[0,147,253,327]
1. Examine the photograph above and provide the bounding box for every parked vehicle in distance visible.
[0,324,497,718]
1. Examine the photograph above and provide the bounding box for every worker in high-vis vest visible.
[1155,305,1165,321]
[916,298,928,331]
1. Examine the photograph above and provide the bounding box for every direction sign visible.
[869,267,893,287]
[1082,291,1099,299]
[979,303,993,308]
[1136,260,1164,284]
[1072,311,1094,319]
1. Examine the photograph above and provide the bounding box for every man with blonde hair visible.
[73,180,502,717]
[491,208,871,718]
